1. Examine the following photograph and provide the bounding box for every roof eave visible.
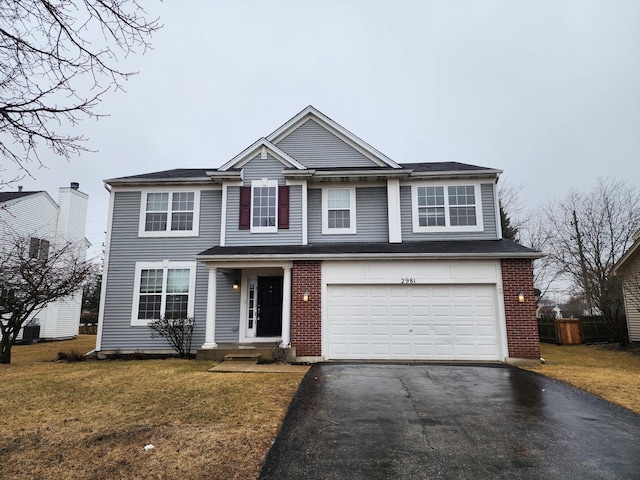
[408,169,503,179]
[105,177,212,187]
[195,251,545,262]
[612,241,640,274]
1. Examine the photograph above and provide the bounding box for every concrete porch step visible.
[224,353,260,363]
[197,346,296,363]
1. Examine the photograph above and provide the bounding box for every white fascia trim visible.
[219,138,306,171]
[250,179,278,233]
[95,185,115,351]
[138,188,201,238]
[410,181,484,233]
[612,241,640,274]
[266,106,401,169]
[322,186,357,235]
[130,260,197,327]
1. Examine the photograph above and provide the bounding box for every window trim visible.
[411,182,484,233]
[138,189,201,237]
[250,179,279,233]
[29,237,50,261]
[130,260,197,326]
[322,187,357,235]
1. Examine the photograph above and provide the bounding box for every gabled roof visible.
[265,106,401,169]
[218,138,306,172]
[0,191,41,203]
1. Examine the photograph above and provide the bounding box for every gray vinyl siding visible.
[275,119,379,169]
[622,256,640,342]
[225,154,302,246]
[242,153,288,184]
[215,273,241,342]
[308,187,389,243]
[400,183,498,241]
[100,189,223,351]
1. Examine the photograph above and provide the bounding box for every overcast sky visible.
[5,0,640,260]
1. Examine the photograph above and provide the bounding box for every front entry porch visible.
[199,262,293,351]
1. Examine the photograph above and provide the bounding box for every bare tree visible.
[499,181,560,300]
[0,234,94,363]
[498,181,525,242]
[0,1,161,185]
[543,178,640,343]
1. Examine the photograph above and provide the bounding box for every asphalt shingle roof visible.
[0,191,40,203]
[197,239,541,259]
[106,161,498,183]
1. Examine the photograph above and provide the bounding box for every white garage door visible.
[327,284,500,361]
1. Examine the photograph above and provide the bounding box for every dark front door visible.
[257,276,283,337]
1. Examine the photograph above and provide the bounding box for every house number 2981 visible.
[401,278,416,284]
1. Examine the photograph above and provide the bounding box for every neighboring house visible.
[97,106,543,362]
[0,184,89,340]
[612,228,640,342]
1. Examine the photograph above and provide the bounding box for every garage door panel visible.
[327,283,500,361]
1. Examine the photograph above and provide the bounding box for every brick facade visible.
[291,261,322,357]
[501,259,541,359]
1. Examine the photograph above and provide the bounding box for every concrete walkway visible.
[209,362,310,373]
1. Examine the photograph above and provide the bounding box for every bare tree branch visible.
[0,0,161,185]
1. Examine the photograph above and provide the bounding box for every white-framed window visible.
[322,187,357,234]
[131,261,197,326]
[29,237,50,261]
[251,179,278,233]
[411,183,483,233]
[138,190,200,237]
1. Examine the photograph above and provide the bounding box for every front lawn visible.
[523,343,640,415]
[0,336,306,480]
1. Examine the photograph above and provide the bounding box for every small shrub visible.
[57,350,86,362]
[131,351,146,360]
[148,316,194,358]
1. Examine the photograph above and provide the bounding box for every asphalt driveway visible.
[260,364,640,479]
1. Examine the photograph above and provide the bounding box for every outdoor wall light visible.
[518,291,525,303]
[302,291,310,302]
[232,280,240,290]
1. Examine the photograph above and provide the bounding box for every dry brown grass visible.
[10,334,97,365]
[522,343,640,415]
[0,337,306,480]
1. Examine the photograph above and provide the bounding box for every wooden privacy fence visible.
[537,316,613,345]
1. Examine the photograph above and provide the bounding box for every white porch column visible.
[281,266,292,347]
[202,267,218,348]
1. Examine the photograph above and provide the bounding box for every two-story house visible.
[0,184,89,341]
[96,106,542,363]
